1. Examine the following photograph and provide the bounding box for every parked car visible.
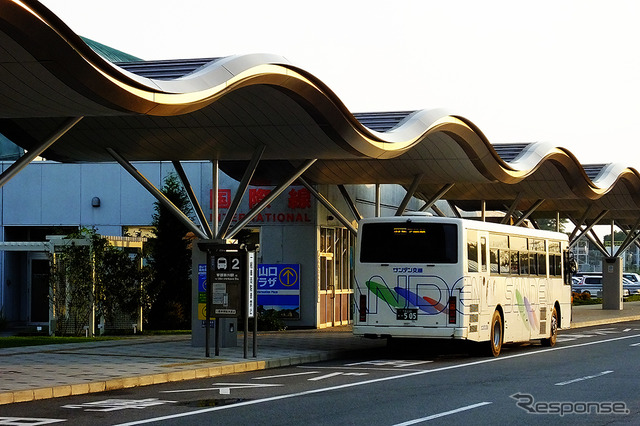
[623,272,640,283]
[572,275,631,297]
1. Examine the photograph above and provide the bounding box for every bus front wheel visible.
[541,307,558,347]
[488,310,503,357]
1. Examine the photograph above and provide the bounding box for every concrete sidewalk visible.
[1,302,640,406]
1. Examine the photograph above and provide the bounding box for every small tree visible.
[50,228,145,335]
[147,173,194,329]
[537,218,568,233]
[93,236,146,326]
[50,233,93,335]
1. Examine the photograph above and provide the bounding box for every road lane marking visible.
[161,383,282,394]
[630,342,640,347]
[62,398,176,412]
[308,372,343,381]
[253,371,319,380]
[116,333,640,426]
[345,360,433,368]
[298,365,429,372]
[555,370,613,386]
[392,402,492,425]
[0,418,65,425]
[307,372,369,381]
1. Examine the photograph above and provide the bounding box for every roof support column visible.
[569,205,595,241]
[0,116,82,189]
[501,193,524,224]
[173,161,213,238]
[375,184,381,217]
[481,200,486,222]
[337,185,362,221]
[212,160,219,235]
[396,174,424,216]
[106,148,209,240]
[226,159,317,239]
[614,217,640,256]
[419,183,454,213]
[610,220,615,257]
[217,146,265,239]
[568,210,609,251]
[431,204,447,217]
[514,199,545,227]
[449,201,461,218]
[299,178,357,237]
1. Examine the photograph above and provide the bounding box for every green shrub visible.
[257,308,287,331]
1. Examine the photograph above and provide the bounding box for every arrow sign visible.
[161,383,282,395]
[280,267,298,287]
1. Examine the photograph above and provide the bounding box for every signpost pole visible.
[205,250,212,357]
[243,249,249,359]
[253,256,258,357]
[215,315,220,356]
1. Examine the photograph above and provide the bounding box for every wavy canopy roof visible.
[1,0,640,228]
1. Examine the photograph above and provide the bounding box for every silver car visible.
[572,275,631,297]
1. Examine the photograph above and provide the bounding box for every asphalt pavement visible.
[1,301,640,406]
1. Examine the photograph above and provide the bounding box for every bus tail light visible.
[359,295,367,322]
[448,296,456,324]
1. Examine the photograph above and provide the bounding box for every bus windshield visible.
[359,222,458,263]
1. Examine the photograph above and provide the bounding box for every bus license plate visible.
[397,308,418,321]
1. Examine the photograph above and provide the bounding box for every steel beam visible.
[217,146,265,239]
[212,160,219,234]
[337,185,362,221]
[172,161,213,238]
[0,117,83,189]
[419,183,454,212]
[615,217,640,256]
[448,201,461,218]
[568,210,609,250]
[431,204,447,217]
[299,178,357,236]
[396,174,424,216]
[514,199,544,227]
[226,159,317,239]
[501,193,523,224]
[107,148,209,240]
[569,205,594,241]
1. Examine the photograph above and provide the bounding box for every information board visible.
[257,264,300,319]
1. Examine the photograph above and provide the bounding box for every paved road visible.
[1,321,639,425]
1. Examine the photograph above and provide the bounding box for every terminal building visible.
[1,0,640,335]
[0,153,422,330]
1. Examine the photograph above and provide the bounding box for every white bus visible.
[353,214,572,356]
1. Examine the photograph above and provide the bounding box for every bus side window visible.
[490,249,499,274]
[510,251,519,275]
[500,250,510,275]
[467,240,478,272]
[538,252,547,276]
[520,252,529,275]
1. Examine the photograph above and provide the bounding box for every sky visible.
[39,0,640,167]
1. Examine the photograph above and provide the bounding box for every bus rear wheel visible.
[488,310,503,357]
[541,307,558,347]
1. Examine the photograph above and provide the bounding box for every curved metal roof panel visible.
[0,0,639,226]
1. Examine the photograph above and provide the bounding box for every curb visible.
[571,315,640,329]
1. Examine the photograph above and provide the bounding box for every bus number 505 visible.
[397,308,418,321]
